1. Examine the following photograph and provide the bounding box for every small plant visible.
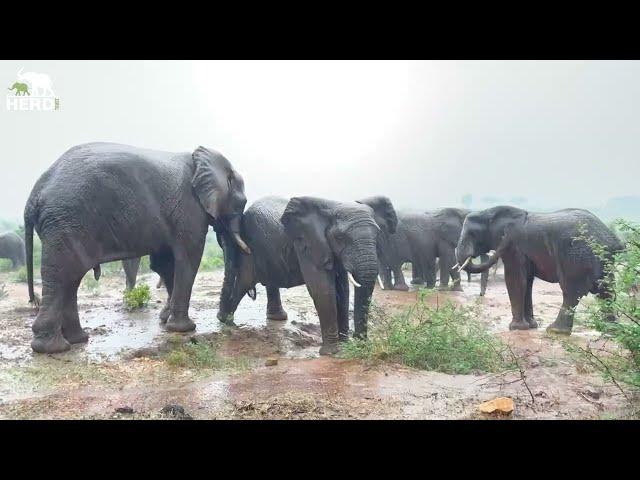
[164,338,248,371]
[199,240,225,271]
[123,284,151,311]
[12,266,27,283]
[341,289,511,374]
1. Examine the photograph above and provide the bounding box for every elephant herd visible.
[11,142,624,355]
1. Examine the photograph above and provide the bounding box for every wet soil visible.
[0,268,636,419]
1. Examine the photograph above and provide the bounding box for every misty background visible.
[1,60,639,225]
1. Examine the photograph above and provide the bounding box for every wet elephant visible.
[217,196,389,355]
[456,206,623,333]
[0,231,26,269]
[24,142,250,353]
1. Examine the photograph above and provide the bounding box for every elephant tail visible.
[93,265,101,281]
[25,218,39,308]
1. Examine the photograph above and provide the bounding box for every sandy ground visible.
[0,266,637,420]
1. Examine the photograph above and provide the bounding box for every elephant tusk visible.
[232,232,252,255]
[377,275,384,290]
[348,272,362,288]
[451,263,460,271]
[457,257,472,272]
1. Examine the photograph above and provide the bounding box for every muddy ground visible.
[0,266,637,420]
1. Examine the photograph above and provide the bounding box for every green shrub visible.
[341,289,511,374]
[123,284,151,311]
[568,219,640,392]
[0,259,13,272]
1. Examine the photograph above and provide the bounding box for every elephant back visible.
[243,196,303,287]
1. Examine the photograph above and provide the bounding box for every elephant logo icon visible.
[6,67,60,111]
[8,82,30,96]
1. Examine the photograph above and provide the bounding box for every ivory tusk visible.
[451,263,460,270]
[377,275,384,289]
[457,256,472,272]
[232,232,252,255]
[348,272,362,288]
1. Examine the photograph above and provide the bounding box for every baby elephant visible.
[456,206,623,334]
[0,231,26,269]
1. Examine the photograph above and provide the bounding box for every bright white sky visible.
[1,60,639,220]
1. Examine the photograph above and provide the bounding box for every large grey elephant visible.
[24,142,249,353]
[217,196,390,355]
[0,231,26,269]
[357,203,488,295]
[456,206,623,333]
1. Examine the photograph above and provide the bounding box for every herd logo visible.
[6,67,60,111]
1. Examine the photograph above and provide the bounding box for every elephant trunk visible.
[217,231,240,323]
[347,240,378,339]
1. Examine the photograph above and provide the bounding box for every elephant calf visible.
[456,206,623,333]
[217,196,392,355]
[0,231,26,269]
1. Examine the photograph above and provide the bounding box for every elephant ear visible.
[281,197,334,270]
[356,196,398,234]
[191,146,230,220]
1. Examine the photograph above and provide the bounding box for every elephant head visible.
[455,206,527,273]
[191,146,250,255]
[281,197,381,341]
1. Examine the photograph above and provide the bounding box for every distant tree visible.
[461,194,472,209]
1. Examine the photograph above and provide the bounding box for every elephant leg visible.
[335,270,350,341]
[547,274,591,335]
[61,277,89,344]
[393,264,409,291]
[479,254,489,297]
[410,262,424,285]
[298,258,339,355]
[467,271,472,283]
[524,264,537,327]
[122,257,141,290]
[266,285,288,321]
[503,254,529,330]
[31,280,70,353]
[164,243,203,332]
[353,282,374,339]
[381,266,393,290]
[150,252,175,324]
[594,271,617,323]
[422,257,437,289]
[440,250,462,291]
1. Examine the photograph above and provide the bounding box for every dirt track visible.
[0,267,636,419]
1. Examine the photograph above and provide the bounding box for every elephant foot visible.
[319,343,340,356]
[605,314,617,323]
[411,278,424,285]
[479,290,486,297]
[62,326,89,344]
[165,315,196,333]
[394,284,410,292]
[526,318,539,329]
[508,320,531,331]
[424,283,436,289]
[216,310,236,326]
[266,309,288,321]
[338,332,349,343]
[546,322,572,335]
[159,304,171,324]
[31,330,71,354]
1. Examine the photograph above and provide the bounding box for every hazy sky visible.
[1,60,639,220]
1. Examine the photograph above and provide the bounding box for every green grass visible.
[199,237,225,271]
[123,284,151,310]
[82,274,101,297]
[164,338,248,371]
[341,289,511,374]
[0,259,14,272]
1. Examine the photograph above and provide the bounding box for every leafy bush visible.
[568,219,640,392]
[341,289,511,374]
[123,284,151,310]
